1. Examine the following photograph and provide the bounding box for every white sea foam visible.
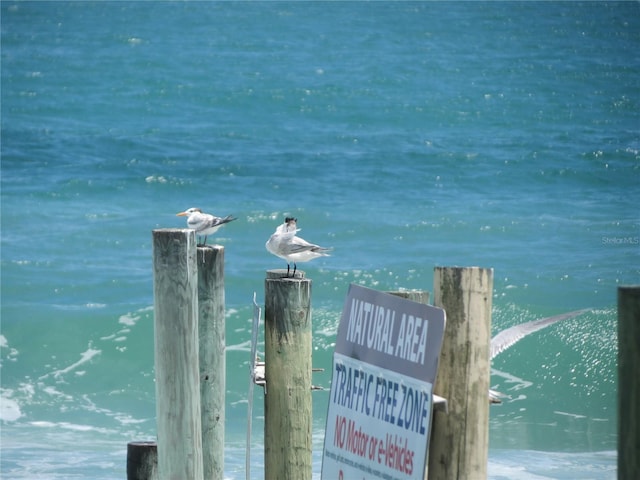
[0,393,22,422]
[553,410,587,419]
[491,368,534,392]
[226,340,252,352]
[0,335,19,363]
[38,346,102,380]
[86,303,106,309]
[118,312,140,326]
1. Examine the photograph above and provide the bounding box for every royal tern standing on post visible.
[176,207,237,246]
[266,217,331,277]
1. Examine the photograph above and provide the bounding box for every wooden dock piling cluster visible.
[139,229,632,480]
[136,238,497,479]
[133,229,227,480]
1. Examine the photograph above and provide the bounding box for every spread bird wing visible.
[490,309,590,360]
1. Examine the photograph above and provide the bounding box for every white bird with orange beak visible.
[176,207,236,246]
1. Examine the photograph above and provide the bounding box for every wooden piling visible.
[388,290,430,305]
[428,266,493,480]
[264,269,312,480]
[127,441,158,480]
[152,229,203,480]
[197,246,225,480]
[618,286,640,480]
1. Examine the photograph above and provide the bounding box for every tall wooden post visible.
[152,229,203,480]
[618,286,640,480]
[428,267,493,480]
[197,246,225,480]
[264,270,312,480]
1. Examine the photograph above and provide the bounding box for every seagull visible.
[488,308,590,403]
[265,217,331,277]
[176,207,236,246]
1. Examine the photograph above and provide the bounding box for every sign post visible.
[322,284,446,480]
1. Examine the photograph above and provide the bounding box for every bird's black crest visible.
[285,217,297,223]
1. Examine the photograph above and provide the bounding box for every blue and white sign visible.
[322,285,445,480]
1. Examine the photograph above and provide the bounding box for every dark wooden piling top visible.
[266,269,307,280]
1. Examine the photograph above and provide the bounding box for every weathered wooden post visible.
[197,246,225,480]
[388,290,430,305]
[152,229,203,480]
[127,441,158,480]
[264,269,312,480]
[618,285,640,480]
[428,266,493,480]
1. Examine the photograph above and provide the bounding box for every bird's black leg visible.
[286,263,291,277]
[293,262,297,277]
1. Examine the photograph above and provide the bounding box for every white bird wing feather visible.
[490,309,590,360]
[191,214,235,231]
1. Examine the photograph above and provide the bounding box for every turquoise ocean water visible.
[1,2,638,478]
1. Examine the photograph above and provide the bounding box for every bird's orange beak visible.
[176,212,188,216]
